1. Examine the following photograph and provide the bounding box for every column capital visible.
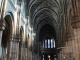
[9,36,20,42]
[0,19,5,31]
[71,16,80,29]
[14,37,20,42]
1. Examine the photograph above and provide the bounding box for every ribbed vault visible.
[28,0,60,25]
[27,0,61,55]
[39,24,56,41]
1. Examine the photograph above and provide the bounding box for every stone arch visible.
[33,8,58,23]
[35,18,57,46]
[36,23,57,57]
[31,2,59,17]
[38,24,56,41]
[4,12,14,36]
[35,16,57,27]
[20,26,27,46]
[1,12,14,60]
[41,33,55,41]
[2,12,14,46]
[29,0,59,12]
[34,17,57,32]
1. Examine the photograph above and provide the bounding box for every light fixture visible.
[48,55,50,59]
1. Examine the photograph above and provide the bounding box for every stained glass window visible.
[51,39,54,48]
[42,38,55,48]
[54,40,55,48]
[43,40,44,48]
[45,39,47,48]
[48,39,50,48]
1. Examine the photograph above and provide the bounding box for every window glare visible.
[42,38,55,48]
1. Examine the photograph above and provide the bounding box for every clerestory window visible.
[42,38,55,48]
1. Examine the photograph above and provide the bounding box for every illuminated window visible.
[43,40,44,48]
[48,39,50,48]
[54,40,55,48]
[42,38,55,48]
[45,39,47,48]
[51,39,54,48]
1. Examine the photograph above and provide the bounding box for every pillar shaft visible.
[7,37,20,60]
[0,20,5,60]
[71,16,80,60]
[0,31,3,59]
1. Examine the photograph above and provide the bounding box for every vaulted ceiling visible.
[27,0,61,25]
[27,0,61,42]
[26,0,71,48]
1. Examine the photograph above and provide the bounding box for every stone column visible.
[22,45,27,60]
[72,39,76,60]
[7,37,20,60]
[0,31,3,59]
[18,42,23,60]
[7,37,11,60]
[61,50,63,60]
[71,16,80,60]
[64,31,75,60]
[60,50,62,60]
[13,37,20,60]
[0,20,5,60]
[20,44,28,60]
[27,47,32,60]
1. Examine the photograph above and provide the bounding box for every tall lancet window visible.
[45,39,47,48]
[43,40,44,48]
[54,40,55,48]
[48,39,50,48]
[42,38,55,48]
[51,39,54,48]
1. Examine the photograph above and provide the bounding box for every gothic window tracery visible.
[42,38,55,48]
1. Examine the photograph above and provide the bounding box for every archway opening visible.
[39,24,57,60]
[1,14,13,60]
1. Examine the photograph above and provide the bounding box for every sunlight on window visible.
[42,38,55,48]
[48,39,50,48]
[54,40,55,48]
[45,39,47,48]
[51,39,53,48]
[43,40,44,48]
